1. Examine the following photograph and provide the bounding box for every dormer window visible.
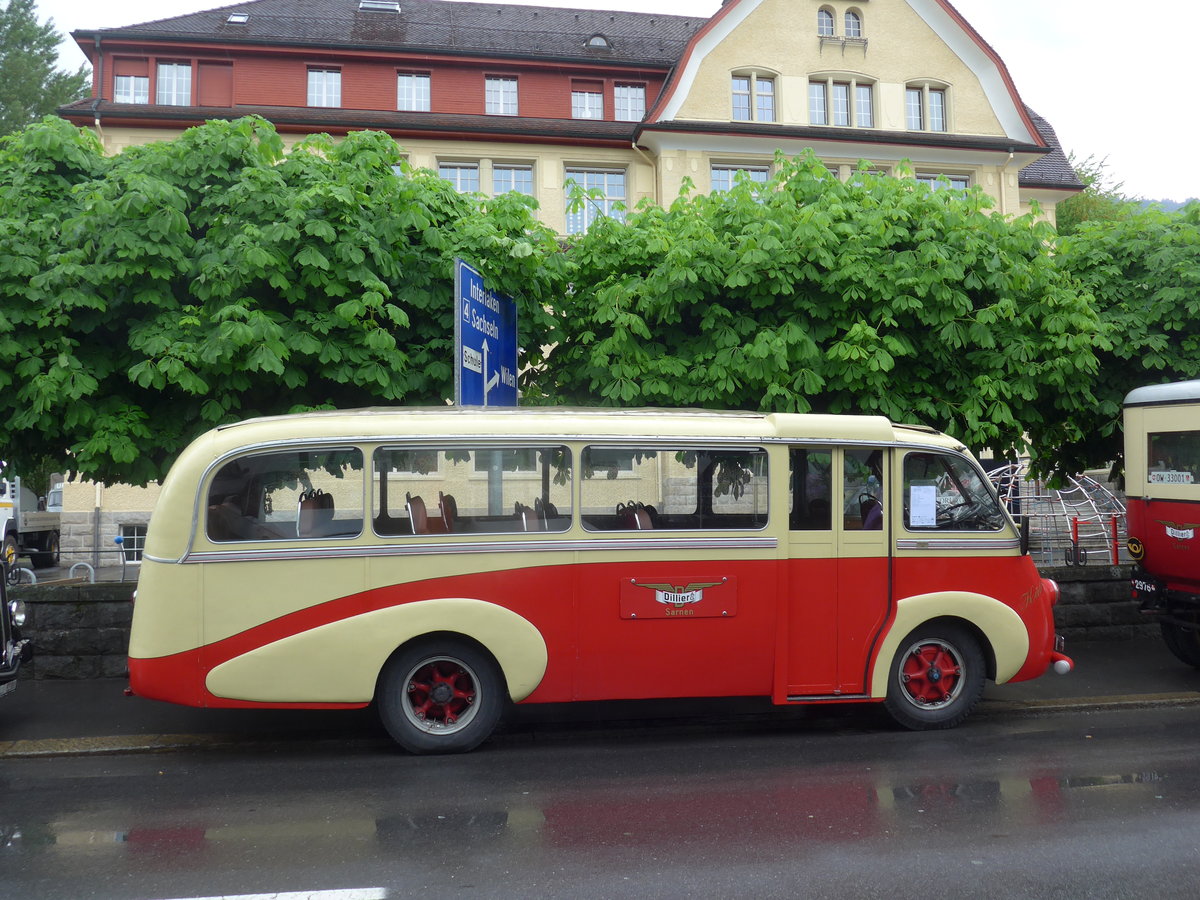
[226,13,249,24]
[359,0,400,11]
[586,34,611,49]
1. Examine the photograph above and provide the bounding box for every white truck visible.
[0,477,61,570]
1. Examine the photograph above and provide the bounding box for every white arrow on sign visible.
[482,339,500,406]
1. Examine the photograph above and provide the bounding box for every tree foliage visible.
[543,154,1103,477]
[1053,201,1200,475]
[1053,153,1137,237]
[0,0,88,137]
[0,116,565,484]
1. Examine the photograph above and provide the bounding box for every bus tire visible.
[376,639,505,755]
[1160,620,1200,669]
[883,623,985,730]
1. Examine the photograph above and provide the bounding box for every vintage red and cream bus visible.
[1124,380,1200,666]
[130,407,1071,753]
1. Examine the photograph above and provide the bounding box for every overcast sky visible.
[35,0,1199,202]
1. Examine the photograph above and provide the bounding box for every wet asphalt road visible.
[4,702,1200,900]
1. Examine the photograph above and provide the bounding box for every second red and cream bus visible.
[130,407,1071,753]
[1125,380,1200,666]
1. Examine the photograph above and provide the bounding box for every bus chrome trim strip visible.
[175,535,779,564]
[786,693,870,702]
[896,538,1021,551]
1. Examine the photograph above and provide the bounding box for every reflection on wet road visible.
[5,706,1200,899]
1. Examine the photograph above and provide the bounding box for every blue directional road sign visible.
[454,259,518,406]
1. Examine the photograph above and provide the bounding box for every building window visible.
[855,84,873,127]
[711,165,770,193]
[732,73,775,122]
[810,79,873,128]
[916,172,970,191]
[397,73,430,112]
[307,68,341,107]
[564,168,626,234]
[614,83,645,121]
[845,11,862,37]
[119,525,147,562]
[114,75,149,104]
[439,162,480,193]
[493,164,534,196]
[156,62,191,105]
[571,87,603,119]
[929,89,946,131]
[486,76,518,115]
[817,8,834,36]
[907,84,947,132]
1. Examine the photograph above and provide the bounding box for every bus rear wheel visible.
[377,640,504,754]
[883,624,985,730]
[1160,619,1200,668]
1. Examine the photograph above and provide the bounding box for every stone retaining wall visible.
[12,565,1149,680]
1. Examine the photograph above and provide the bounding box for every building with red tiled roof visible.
[59,0,1082,231]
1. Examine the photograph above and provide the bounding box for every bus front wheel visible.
[377,639,505,754]
[883,624,985,730]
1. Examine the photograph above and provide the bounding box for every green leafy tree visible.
[1054,201,1200,474]
[0,116,565,484]
[1054,152,1136,236]
[0,0,88,137]
[544,153,1103,478]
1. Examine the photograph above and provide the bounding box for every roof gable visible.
[648,0,1045,148]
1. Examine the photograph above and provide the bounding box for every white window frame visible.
[731,71,776,123]
[307,68,341,108]
[486,76,518,116]
[845,11,862,37]
[564,167,626,235]
[614,83,645,122]
[710,164,770,193]
[114,75,149,104]
[119,524,148,563]
[156,62,191,106]
[907,83,949,133]
[397,73,430,112]
[916,172,970,191]
[571,89,603,120]
[493,164,534,196]
[817,8,835,36]
[439,162,480,194]
[810,77,874,129]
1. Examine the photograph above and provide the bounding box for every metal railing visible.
[988,463,1127,567]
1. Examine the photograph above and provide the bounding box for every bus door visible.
[784,446,891,697]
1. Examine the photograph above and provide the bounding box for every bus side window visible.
[789,448,832,530]
[843,448,884,531]
[206,449,364,542]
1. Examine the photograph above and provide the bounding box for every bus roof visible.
[209,407,962,450]
[1124,380,1200,408]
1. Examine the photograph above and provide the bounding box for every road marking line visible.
[161,890,388,900]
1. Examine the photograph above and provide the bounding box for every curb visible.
[6,692,1200,759]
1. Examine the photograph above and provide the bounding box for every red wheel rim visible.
[402,656,480,735]
[897,639,964,710]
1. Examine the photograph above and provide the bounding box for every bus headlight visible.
[9,598,26,627]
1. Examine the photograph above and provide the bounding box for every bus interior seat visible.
[516,502,543,532]
[298,489,334,537]
[439,492,457,533]
[407,493,429,535]
[633,507,653,530]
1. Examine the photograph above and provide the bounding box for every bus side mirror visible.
[1019,515,1031,556]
